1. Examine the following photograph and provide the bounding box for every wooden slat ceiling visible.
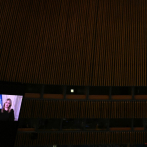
[1,0,147,86]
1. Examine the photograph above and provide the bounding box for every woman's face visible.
[5,100,11,108]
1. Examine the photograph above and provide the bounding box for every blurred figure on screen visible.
[0,98,14,121]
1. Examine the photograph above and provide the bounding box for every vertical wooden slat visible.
[1,0,146,86]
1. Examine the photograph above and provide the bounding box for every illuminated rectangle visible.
[0,94,23,121]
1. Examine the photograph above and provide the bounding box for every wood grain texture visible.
[14,132,147,146]
[0,0,146,86]
[18,99,147,119]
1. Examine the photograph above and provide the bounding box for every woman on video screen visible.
[0,98,14,121]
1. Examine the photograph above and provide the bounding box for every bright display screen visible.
[0,94,23,121]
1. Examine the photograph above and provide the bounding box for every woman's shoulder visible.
[10,109,14,112]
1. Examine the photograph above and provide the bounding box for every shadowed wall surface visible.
[15,132,147,146]
[19,100,147,119]
[1,0,147,86]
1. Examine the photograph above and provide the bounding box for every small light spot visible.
[71,89,74,93]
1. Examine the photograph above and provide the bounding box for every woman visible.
[0,98,14,121]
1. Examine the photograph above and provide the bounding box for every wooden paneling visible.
[24,93,40,98]
[111,95,132,100]
[1,0,146,86]
[43,94,63,99]
[89,95,109,99]
[19,100,147,119]
[135,95,147,99]
[109,127,131,131]
[14,131,147,146]
[134,127,144,131]
[66,95,86,99]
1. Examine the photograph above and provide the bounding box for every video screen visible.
[0,94,23,121]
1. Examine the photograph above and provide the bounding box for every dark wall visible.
[19,99,147,119]
[15,132,147,146]
[1,0,147,86]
